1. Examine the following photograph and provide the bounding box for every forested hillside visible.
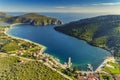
[55,15,120,57]
[0,12,62,26]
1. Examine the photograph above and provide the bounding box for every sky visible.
[0,0,120,14]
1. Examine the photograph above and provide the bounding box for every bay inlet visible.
[7,24,110,70]
[6,13,111,70]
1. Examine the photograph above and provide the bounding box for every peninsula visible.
[0,12,62,26]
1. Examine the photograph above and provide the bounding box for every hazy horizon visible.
[1,0,120,14]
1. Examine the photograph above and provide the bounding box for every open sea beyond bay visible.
[7,12,111,70]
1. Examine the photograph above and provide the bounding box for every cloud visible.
[55,6,66,9]
[1,3,120,14]
[92,2,120,6]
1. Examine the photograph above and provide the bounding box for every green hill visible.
[55,15,120,58]
[6,13,62,26]
[0,54,68,80]
[0,12,62,26]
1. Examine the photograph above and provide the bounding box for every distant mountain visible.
[7,13,62,26]
[0,12,62,26]
[0,12,12,20]
[55,15,120,57]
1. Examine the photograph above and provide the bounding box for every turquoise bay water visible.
[7,13,111,70]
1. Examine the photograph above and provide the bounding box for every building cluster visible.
[15,50,25,55]
[75,73,100,80]
[75,72,120,80]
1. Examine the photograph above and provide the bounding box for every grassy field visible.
[0,53,20,76]
[104,62,120,77]
[0,54,68,80]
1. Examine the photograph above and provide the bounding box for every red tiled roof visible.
[116,77,120,80]
[87,77,93,80]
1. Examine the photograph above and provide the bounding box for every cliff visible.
[0,12,62,26]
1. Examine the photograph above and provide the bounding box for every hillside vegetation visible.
[0,12,12,20]
[0,12,62,26]
[55,15,120,58]
[0,54,68,80]
[104,62,120,77]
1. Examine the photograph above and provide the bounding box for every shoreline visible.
[4,23,47,54]
[54,29,114,71]
[95,56,115,72]
[4,23,67,68]
[55,30,112,55]
[55,27,112,54]
[4,23,113,72]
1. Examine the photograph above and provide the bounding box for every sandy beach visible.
[95,56,115,72]
[4,23,114,73]
[4,23,47,54]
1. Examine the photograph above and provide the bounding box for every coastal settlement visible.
[0,23,120,80]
